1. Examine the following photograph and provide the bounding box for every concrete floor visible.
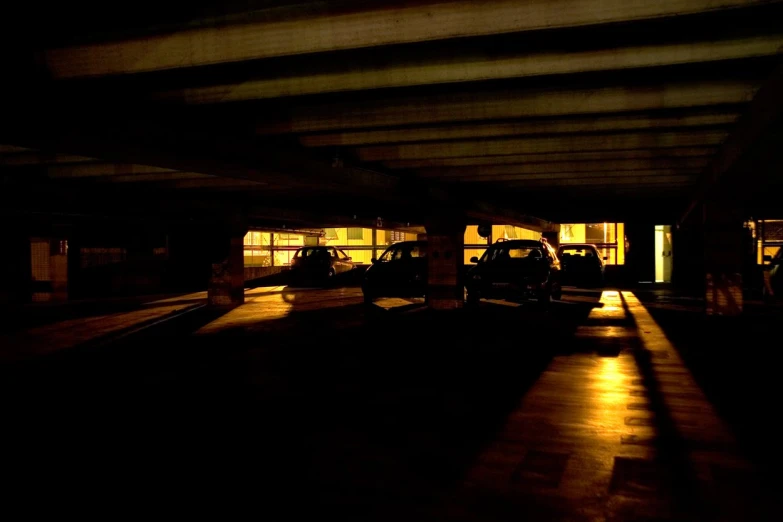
[0,286,776,520]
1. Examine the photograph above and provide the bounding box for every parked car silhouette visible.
[361,241,427,305]
[290,246,354,284]
[763,249,782,302]
[465,238,561,308]
[557,244,606,287]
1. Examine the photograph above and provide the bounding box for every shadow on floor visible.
[2,296,597,518]
[640,301,783,487]
[617,292,703,520]
[247,267,368,290]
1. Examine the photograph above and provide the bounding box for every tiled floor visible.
[432,290,767,521]
[1,287,773,520]
[0,298,203,361]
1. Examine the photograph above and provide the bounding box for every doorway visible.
[654,225,673,283]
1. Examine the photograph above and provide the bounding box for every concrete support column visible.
[49,236,69,301]
[208,220,247,308]
[28,232,69,303]
[0,227,31,305]
[672,218,705,298]
[371,226,378,261]
[425,218,466,310]
[542,224,561,250]
[703,191,744,315]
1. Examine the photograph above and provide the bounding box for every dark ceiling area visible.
[2,0,782,228]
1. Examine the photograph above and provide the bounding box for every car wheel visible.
[763,285,772,304]
[363,291,374,305]
[536,287,552,309]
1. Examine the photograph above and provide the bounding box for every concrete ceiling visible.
[2,0,783,226]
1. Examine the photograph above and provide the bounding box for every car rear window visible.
[482,246,543,261]
[296,247,329,257]
[379,244,426,261]
[559,247,596,257]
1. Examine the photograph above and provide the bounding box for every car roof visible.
[558,244,598,250]
[387,241,426,247]
[491,239,544,247]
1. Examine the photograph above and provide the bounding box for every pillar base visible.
[426,219,465,310]
[207,228,245,308]
[705,272,742,316]
[428,285,464,310]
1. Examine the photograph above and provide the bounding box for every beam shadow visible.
[2,293,596,517]
[617,291,703,520]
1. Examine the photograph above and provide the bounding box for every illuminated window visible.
[347,228,363,240]
[386,230,405,243]
[561,225,575,241]
[585,224,606,243]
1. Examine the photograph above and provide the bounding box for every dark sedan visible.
[362,241,427,304]
[763,248,782,302]
[557,244,605,287]
[290,246,355,283]
[465,238,561,307]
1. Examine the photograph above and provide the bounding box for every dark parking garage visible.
[2,1,783,520]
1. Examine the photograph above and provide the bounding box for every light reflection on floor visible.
[0,304,194,361]
[195,286,424,334]
[453,289,655,518]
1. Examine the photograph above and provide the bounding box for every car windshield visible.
[481,245,543,261]
[378,244,426,262]
[296,247,330,258]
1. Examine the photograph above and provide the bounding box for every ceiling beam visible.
[498,175,696,186]
[45,163,179,178]
[521,187,690,195]
[465,203,558,233]
[0,145,33,154]
[2,108,559,230]
[43,0,775,79]
[144,178,267,189]
[383,147,718,168]
[94,172,214,183]
[300,111,740,147]
[439,169,702,183]
[681,62,783,224]
[1,109,404,201]
[157,35,783,103]
[259,80,757,134]
[358,130,728,161]
[417,158,709,178]
[0,152,97,165]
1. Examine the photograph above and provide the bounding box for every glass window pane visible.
[465,248,486,264]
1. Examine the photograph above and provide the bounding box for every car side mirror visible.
[371,257,377,264]
[763,255,772,262]
[470,256,479,263]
